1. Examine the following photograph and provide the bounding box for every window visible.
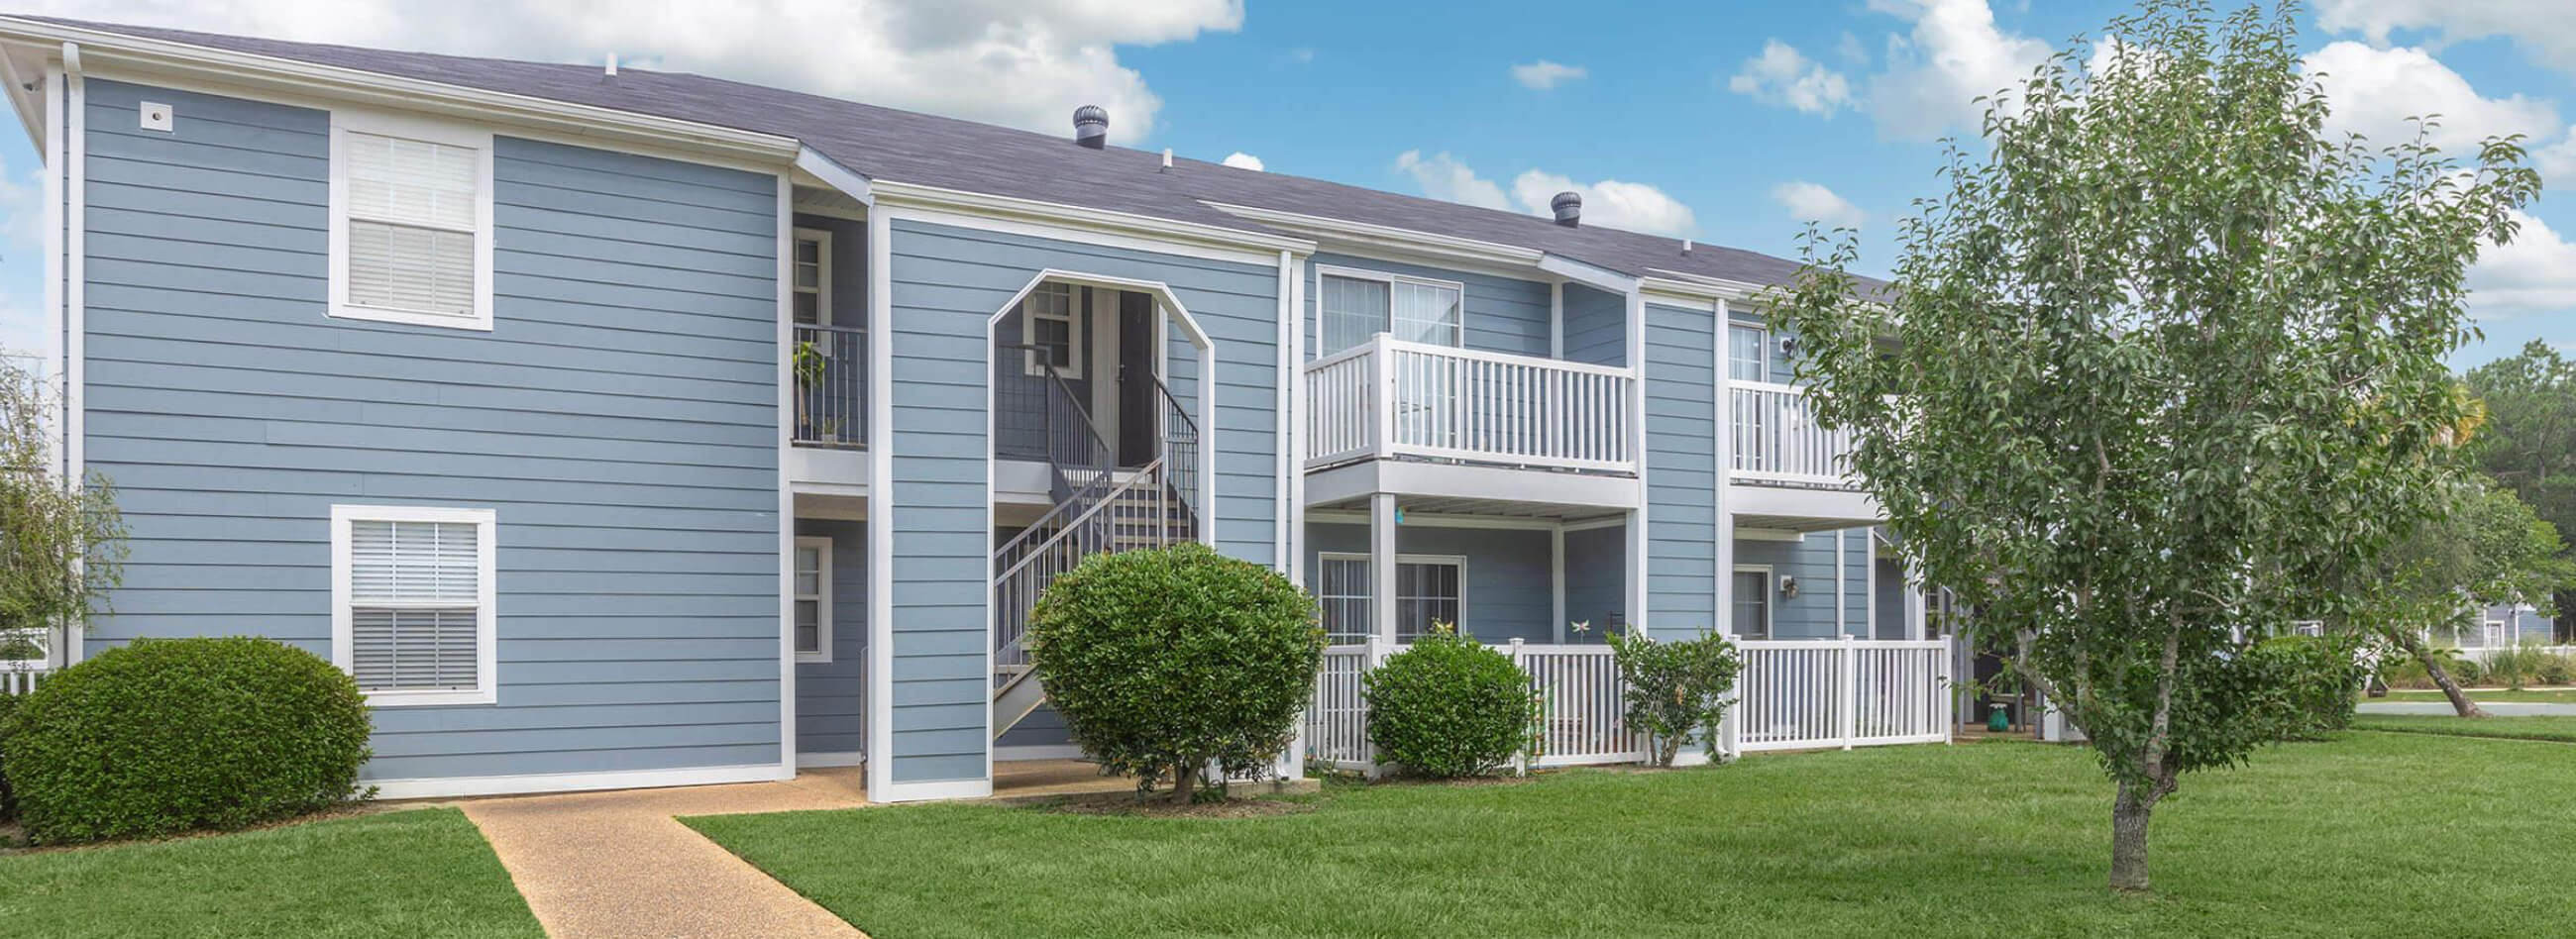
[1316,268,1464,357]
[1317,552,1465,642]
[1395,557,1465,642]
[793,229,832,326]
[1315,555,1371,644]
[1727,323,1769,382]
[1732,567,1772,640]
[331,505,495,706]
[1020,282,1082,377]
[795,537,833,662]
[329,111,494,330]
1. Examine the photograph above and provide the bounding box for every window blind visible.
[345,131,479,317]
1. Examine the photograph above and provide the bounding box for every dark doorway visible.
[1117,291,1157,468]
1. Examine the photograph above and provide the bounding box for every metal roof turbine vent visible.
[1551,190,1582,227]
[1072,105,1109,149]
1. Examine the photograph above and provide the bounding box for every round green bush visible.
[1364,630,1534,779]
[3,637,373,843]
[1029,543,1321,802]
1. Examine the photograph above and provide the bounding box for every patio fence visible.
[1307,635,1952,773]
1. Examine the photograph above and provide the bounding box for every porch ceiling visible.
[1309,494,1627,525]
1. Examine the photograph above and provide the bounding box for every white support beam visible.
[1371,492,1399,643]
[1904,560,1927,642]
[1551,525,1567,643]
[1624,287,1649,636]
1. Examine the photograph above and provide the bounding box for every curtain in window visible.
[1727,324,1768,382]
[1318,275,1389,356]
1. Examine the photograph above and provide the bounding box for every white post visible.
[1838,635,1859,750]
[1941,634,1957,745]
[1508,638,1529,776]
[1362,634,1387,778]
[1372,333,1396,462]
[1835,529,1849,637]
[1551,526,1567,643]
[1625,508,1647,637]
[1371,492,1399,645]
[1904,562,1928,642]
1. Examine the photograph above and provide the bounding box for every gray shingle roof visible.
[34,16,1852,289]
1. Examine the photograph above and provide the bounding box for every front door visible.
[1117,291,1157,468]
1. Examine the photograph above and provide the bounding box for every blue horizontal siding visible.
[1305,253,1551,359]
[79,79,784,783]
[1306,522,1555,643]
[1647,303,1717,636]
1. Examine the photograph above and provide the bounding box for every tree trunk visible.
[2391,628,2487,718]
[1170,762,1197,805]
[2109,780,2157,892]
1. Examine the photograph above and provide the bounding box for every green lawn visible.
[2350,713,2576,743]
[2370,687,2576,703]
[0,808,541,939]
[691,733,2574,939]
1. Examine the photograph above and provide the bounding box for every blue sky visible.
[6,0,2574,370]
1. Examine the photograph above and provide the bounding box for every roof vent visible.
[1551,190,1581,227]
[1073,105,1109,149]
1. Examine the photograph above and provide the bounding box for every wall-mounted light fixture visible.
[1779,575,1799,598]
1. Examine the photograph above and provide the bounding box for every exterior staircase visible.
[990,347,1200,740]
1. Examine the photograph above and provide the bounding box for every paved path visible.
[459,770,869,939]
[2358,701,2576,715]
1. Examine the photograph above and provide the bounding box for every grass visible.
[2349,713,2576,743]
[2368,687,2576,703]
[0,808,541,939]
[691,733,2575,938]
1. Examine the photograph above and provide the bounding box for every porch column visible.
[1371,492,1399,643]
[1625,509,1647,637]
[1904,560,1928,641]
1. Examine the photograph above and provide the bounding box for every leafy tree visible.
[2463,341,2576,633]
[2354,476,2576,716]
[1767,1,2536,892]
[1,355,125,652]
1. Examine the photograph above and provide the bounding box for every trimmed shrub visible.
[1363,629,1534,779]
[5,637,373,844]
[2246,634,2365,741]
[0,690,18,821]
[1030,543,1322,803]
[1605,629,1742,767]
[2538,653,2575,687]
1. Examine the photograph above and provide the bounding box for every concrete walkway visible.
[459,770,870,939]
[2358,701,2576,715]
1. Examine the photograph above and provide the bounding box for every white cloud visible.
[2302,42,2557,151]
[1220,152,1264,171]
[1509,171,1698,238]
[1837,32,1871,66]
[1396,152,1698,238]
[1509,59,1587,90]
[2315,1,2576,75]
[2534,127,2576,181]
[1864,0,2052,141]
[1727,40,1855,116]
[1771,181,1866,229]
[22,0,1245,144]
[2468,210,2576,316]
[1394,151,1511,211]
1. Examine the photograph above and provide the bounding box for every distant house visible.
[7,16,1956,801]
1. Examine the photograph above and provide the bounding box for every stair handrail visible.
[994,343,1122,570]
[1150,372,1203,537]
[992,456,1180,669]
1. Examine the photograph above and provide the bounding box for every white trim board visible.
[372,763,787,800]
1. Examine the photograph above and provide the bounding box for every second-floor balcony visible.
[793,323,867,449]
[1729,379,1861,488]
[1305,335,1639,474]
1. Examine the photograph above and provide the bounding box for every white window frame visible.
[795,536,834,663]
[1020,281,1084,378]
[330,504,498,706]
[1727,322,1770,382]
[1314,552,1373,644]
[1732,564,1774,641]
[793,227,833,326]
[1314,264,1466,357]
[1321,550,1468,642]
[327,108,497,331]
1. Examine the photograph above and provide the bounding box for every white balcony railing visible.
[1306,335,1638,473]
[1728,380,1860,487]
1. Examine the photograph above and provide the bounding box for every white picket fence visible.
[1307,636,1953,772]
[0,666,52,696]
[1307,639,1642,773]
[1732,637,1953,752]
